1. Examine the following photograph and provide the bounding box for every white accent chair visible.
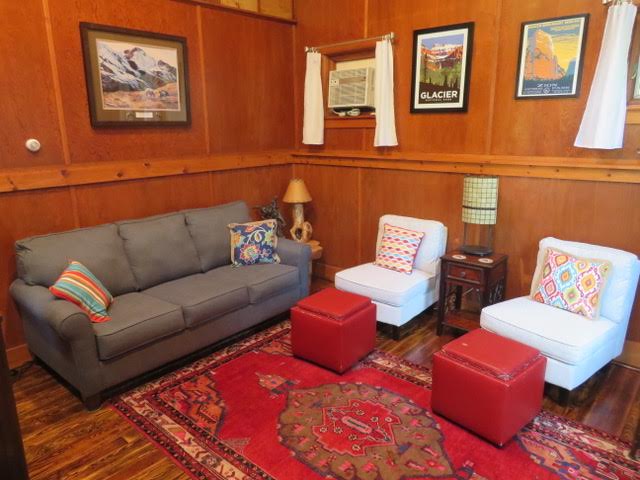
[481,237,640,394]
[335,215,447,339]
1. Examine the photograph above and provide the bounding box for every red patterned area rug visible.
[111,323,639,480]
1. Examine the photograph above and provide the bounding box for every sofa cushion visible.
[211,264,299,304]
[118,213,202,289]
[93,293,184,360]
[184,201,251,271]
[335,262,434,307]
[480,296,620,365]
[143,273,249,327]
[15,224,137,296]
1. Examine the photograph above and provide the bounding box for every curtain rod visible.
[305,32,394,53]
[602,0,633,5]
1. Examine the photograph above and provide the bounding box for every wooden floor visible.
[12,280,640,479]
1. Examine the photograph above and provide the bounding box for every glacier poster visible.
[516,15,589,99]
[411,23,474,113]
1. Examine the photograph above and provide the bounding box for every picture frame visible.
[410,22,474,114]
[515,14,589,100]
[80,22,190,127]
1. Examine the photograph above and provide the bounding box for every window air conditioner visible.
[328,67,375,109]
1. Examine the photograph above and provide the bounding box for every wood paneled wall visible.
[3,0,640,362]
[293,0,640,341]
[294,0,640,156]
[0,0,295,359]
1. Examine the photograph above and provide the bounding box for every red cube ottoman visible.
[291,288,376,373]
[432,328,546,446]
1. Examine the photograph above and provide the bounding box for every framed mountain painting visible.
[515,14,589,99]
[80,23,190,127]
[410,23,474,113]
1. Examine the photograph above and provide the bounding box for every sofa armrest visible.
[277,238,311,296]
[10,279,93,343]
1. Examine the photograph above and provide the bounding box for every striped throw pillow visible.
[49,261,113,323]
[374,224,425,274]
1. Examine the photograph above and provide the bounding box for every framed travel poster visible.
[411,22,474,113]
[80,22,190,127]
[515,14,589,99]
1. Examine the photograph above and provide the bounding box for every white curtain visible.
[302,52,324,145]
[575,3,637,149]
[374,38,398,147]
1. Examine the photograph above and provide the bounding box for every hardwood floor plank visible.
[582,366,640,437]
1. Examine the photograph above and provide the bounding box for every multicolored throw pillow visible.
[531,248,611,320]
[228,220,281,267]
[374,224,425,274]
[49,261,113,323]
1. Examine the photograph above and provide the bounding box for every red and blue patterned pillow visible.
[228,220,281,267]
[49,261,113,323]
[531,248,611,320]
[374,224,425,274]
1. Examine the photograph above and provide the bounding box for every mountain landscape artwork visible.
[97,39,181,111]
[516,15,588,98]
[419,34,464,103]
[411,23,474,113]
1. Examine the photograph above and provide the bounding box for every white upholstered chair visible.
[481,237,640,394]
[335,215,447,339]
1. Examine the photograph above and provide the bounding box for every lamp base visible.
[290,203,313,243]
[460,244,493,256]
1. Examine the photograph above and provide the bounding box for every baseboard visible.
[314,262,342,282]
[6,343,31,369]
[615,340,640,369]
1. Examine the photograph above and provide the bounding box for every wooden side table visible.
[437,251,508,335]
[307,240,323,280]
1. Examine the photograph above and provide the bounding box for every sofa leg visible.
[82,393,102,411]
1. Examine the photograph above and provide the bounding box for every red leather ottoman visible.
[291,288,376,373]
[432,329,546,446]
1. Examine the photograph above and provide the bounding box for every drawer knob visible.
[460,271,466,277]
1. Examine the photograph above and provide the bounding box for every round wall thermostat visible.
[25,138,41,153]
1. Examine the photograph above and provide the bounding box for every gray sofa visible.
[10,201,310,408]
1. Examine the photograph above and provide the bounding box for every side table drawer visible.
[447,264,483,284]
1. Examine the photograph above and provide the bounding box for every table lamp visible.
[283,178,313,243]
[461,175,499,256]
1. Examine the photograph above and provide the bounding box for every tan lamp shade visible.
[283,178,312,204]
[462,175,499,225]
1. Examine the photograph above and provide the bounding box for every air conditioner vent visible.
[328,67,375,109]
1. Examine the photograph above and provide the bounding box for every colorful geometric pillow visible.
[49,261,113,323]
[374,224,425,274]
[228,220,281,267]
[531,248,611,320]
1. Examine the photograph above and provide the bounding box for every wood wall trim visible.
[173,0,296,24]
[291,151,640,184]
[5,148,640,195]
[0,152,290,193]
